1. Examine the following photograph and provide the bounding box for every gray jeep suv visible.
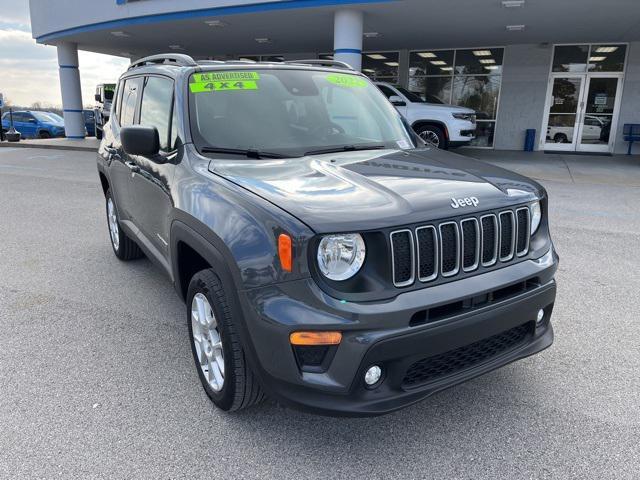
[97,54,557,416]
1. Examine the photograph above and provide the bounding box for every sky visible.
[0,0,130,108]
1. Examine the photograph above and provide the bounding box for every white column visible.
[57,43,85,139]
[333,9,363,71]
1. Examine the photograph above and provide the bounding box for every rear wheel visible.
[416,124,447,149]
[105,189,142,260]
[553,133,568,143]
[187,269,264,411]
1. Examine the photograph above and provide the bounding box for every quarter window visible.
[140,76,174,151]
[120,77,143,127]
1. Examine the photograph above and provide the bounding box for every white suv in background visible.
[376,82,476,149]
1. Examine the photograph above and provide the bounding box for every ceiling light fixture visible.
[430,60,447,65]
[384,61,399,66]
[168,45,184,50]
[473,50,492,56]
[254,37,271,44]
[205,20,228,27]
[506,24,525,31]
[362,68,376,73]
[502,0,525,7]
[595,46,618,53]
[367,54,387,60]
[440,67,453,71]
[363,32,380,38]
[479,59,496,64]
[589,56,606,62]
[484,66,500,70]
[110,31,131,37]
[417,52,437,58]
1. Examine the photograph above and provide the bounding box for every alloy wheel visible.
[419,130,440,147]
[191,293,225,392]
[107,198,120,251]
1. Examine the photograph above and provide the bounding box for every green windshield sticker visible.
[326,74,367,88]
[192,71,261,82]
[190,80,258,93]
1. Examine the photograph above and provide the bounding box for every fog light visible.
[364,365,382,386]
[536,309,545,325]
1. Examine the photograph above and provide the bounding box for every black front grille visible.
[391,230,413,286]
[402,323,531,388]
[389,206,531,289]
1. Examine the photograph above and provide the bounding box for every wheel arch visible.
[98,172,109,197]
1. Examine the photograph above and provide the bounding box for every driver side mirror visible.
[389,95,406,107]
[120,125,160,157]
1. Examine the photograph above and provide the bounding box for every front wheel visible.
[416,125,447,149]
[187,269,264,411]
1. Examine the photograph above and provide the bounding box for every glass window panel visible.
[362,52,400,80]
[409,50,454,76]
[584,77,618,115]
[262,55,284,62]
[470,121,495,147]
[452,75,501,119]
[238,55,260,62]
[408,76,452,104]
[580,114,612,144]
[588,44,626,72]
[140,76,173,150]
[546,114,576,143]
[120,77,143,127]
[552,45,589,72]
[455,48,503,75]
[549,77,582,114]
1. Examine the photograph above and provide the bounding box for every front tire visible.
[105,189,143,260]
[187,269,264,411]
[39,131,51,139]
[416,124,447,149]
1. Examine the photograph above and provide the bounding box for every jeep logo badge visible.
[450,196,479,209]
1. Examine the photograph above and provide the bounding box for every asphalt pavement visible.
[0,147,638,479]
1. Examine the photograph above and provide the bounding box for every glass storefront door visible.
[544,76,586,150]
[576,76,621,152]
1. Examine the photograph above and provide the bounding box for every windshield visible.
[189,69,415,157]
[32,112,63,123]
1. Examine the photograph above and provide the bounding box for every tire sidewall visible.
[105,189,123,257]
[186,272,237,410]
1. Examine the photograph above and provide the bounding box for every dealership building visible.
[29,0,640,154]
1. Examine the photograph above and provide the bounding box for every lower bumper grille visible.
[402,322,532,388]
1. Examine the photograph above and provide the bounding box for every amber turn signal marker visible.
[290,331,342,346]
[278,233,292,272]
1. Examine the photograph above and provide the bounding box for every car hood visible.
[207,147,542,233]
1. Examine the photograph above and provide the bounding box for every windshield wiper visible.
[304,144,386,156]
[201,146,287,159]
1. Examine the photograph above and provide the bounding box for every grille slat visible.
[416,226,437,282]
[389,207,531,288]
[402,323,532,388]
[390,230,414,287]
[499,211,515,261]
[516,208,530,256]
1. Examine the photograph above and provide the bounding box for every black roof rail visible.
[128,53,198,70]
[283,59,354,70]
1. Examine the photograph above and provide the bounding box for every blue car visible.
[1,110,66,139]
[83,109,96,137]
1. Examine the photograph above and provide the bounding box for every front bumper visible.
[239,249,558,416]
[448,119,476,143]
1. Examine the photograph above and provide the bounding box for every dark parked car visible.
[97,54,557,416]
[94,83,115,139]
[1,110,65,139]
[83,109,96,137]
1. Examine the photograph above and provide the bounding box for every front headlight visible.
[317,233,366,281]
[530,201,542,235]
[452,113,476,122]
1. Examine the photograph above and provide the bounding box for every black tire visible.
[105,189,143,261]
[39,131,51,139]
[187,269,264,411]
[96,127,103,140]
[554,133,568,144]
[416,124,448,149]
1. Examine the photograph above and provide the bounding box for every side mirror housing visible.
[120,125,160,156]
[389,95,406,107]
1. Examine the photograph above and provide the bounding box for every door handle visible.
[125,161,140,173]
